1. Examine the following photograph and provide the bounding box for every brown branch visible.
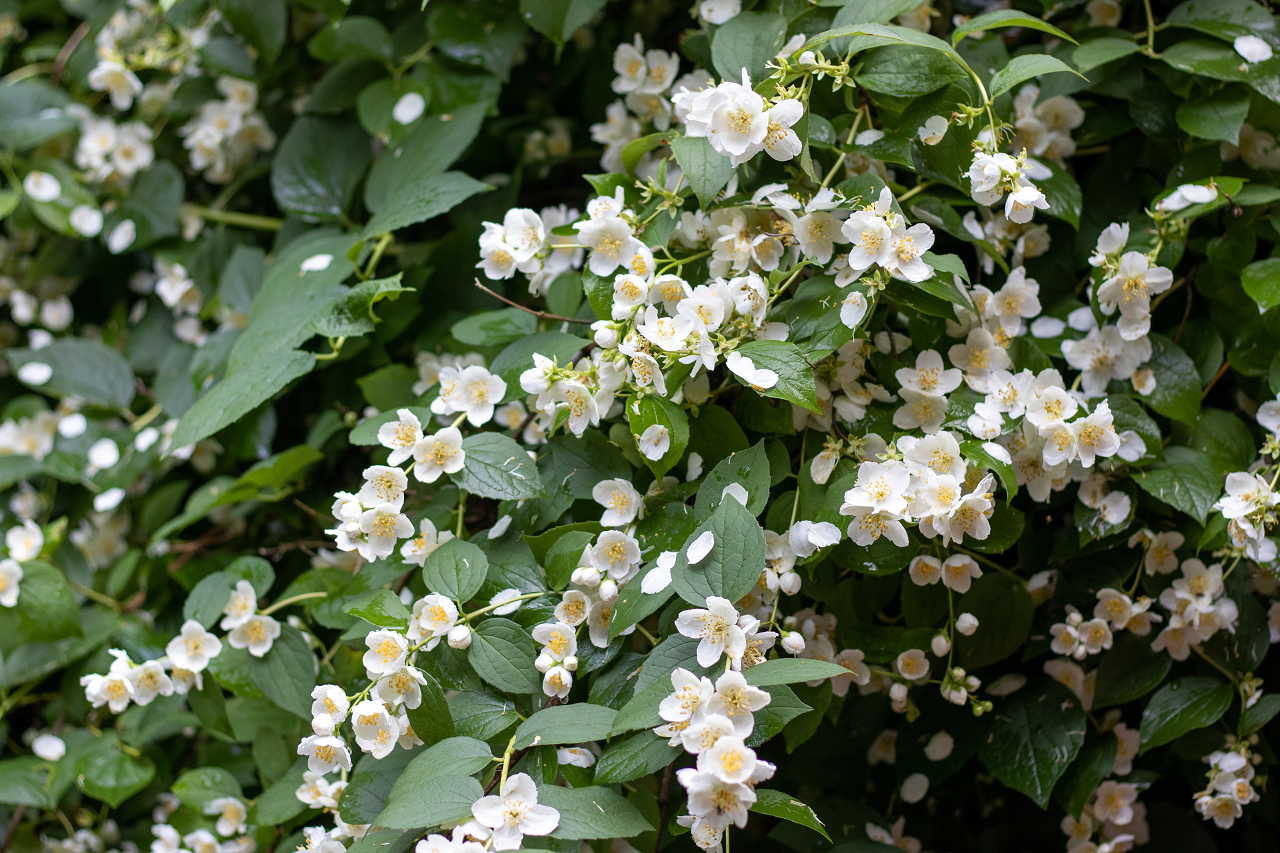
[653,763,674,853]
[473,279,591,324]
[1202,360,1231,400]
[51,21,90,86]
[2,806,25,853]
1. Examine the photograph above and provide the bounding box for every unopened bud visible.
[535,653,554,673]
[931,634,950,657]
[598,579,619,601]
[956,613,978,636]
[564,655,578,672]
[781,632,805,655]
[447,625,472,649]
[889,683,908,702]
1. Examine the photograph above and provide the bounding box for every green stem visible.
[181,204,283,231]
[260,591,328,615]
[461,590,547,622]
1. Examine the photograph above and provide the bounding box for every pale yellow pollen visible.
[727,109,753,134]
[895,236,919,262]
[371,515,398,538]
[596,234,622,260]
[313,745,336,762]
[547,632,568,655]
[719,750,743,773]
[393,423,416,447]
[608,489,631,513]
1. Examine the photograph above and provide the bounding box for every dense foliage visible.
[7,0,1280,851]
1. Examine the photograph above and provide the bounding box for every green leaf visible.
[362,171,491,239]
[1242,258,1280,312]
[75,739,156,808]
[1036,159,1083,230]
[961,440,1016,503]
[857,45,967,97]
[247,625,317,718]
[405,672,456,746]
[343,588,411,631]
[6,339,135,409]
[172,766,242,809]
[544,531,594,590]
[1240,694,1280,737]
[514,703,618,748]
[988,55,1083,99]
[626,394,690,478]
[734,340,821,412]
[308,17,393,61]
[252,759,310,825]
[454,433,548,500]
[6,562,80,642]
[375,775,483,829]
[427,2,527,82]
[1144,334,1202,425]
[977,678,1085,808]
[695,441,772,520]
[272,116,370,221]
[0,81,76,151]
[312,275,413,338]
[108,162,184,250]
[1139,676,1233,753]
[742,658,850,687]
[490,332,590,402]
[168,350,315,449]
[388,737,492,799]
[611,678,671,735]
[1133,446,1221,524]
[365,104,488,213]
[518,0,608,44]
[954,574,1034,669]
[468,618,539,694]
[452,308,537,347]
[951,10,1075,45]
[423,538,490,602]
[804,22,964,64]
[671,497,768,606]
[608,561,675,641]
[1175,85,1250,144]
[537,783,655,840]
[449,690,520,740]
[710,11,787,84]
[1167,0,1277,42]
[188,676,235,741]
[340,745,418,825]
[1052,735,1119,819]
[750,790,830,842]
[593,731,675,784]
[670,136,734,208]
[215,0,286,61]
[746,685,810,747]
[1092,631,1173,708]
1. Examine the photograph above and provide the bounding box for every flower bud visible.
[931,634,950,657]
[571,566,602,588]
[593,323,619,349]
[889,683,908,702]
[311,715,335,737]
[781,631,805,655]
[564,655,578,672]
[956,613,979,636]
[447,625,472,649]
[598,579,619,601]
[535,653,553,673]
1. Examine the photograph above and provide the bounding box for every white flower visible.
[698,735,758,783]
[358,503,413,561]
[393,92,426,124]
[227,614,281,657]
[88,61,142,110]
[900,773,930,804]
[574,216,639,277]
[297,734,352,774]
[1005,184,1050,224]
[699,0,740,25]
[678,768,755,831]
[32,732,65,761]
[839,290,869,329]
[0,559,22,608]
[1235,35,1273,63]
[593,478,643,526]
[787,520,841,557]
[16,362,52,386]
[125,659,174,705]
[956,613,979,635]
[1096,251,1173,340]
[1093,780,1137,826]
[918,115,949,145]
[363,629,409,675]
[636,306,694,352]
[165,620,222,672]
[759,99,805,163]
[886,222,935,282]
[676,596,747,667]
[377,409,423,465]
[638,424,670,460]
[351,699,398,758]
[409,593,458,648]
[204,797,247,837]
[107,219,136,254]
[412,427,466,483]
[23,171,61,202]
[896,648,930,681]
[359,464,408,511]
[470,772,560,850]
[311,684,350,731]
[6,519,43,561]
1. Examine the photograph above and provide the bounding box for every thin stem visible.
[456,490,468,538]
[181,204,283,231]
[314,337,346,362]
[474,279,590,323]
[51,21,91,85]
[68,581,121,611]
[361,233,393,280]
[1191,644,1240,687]
[821,108,863,189]
[634,623,659,645]
[1142,0,1159,57]
[952,546,1021,582]
[130,402,163,433]
[462,591,548,622]
[896,180,933,204]
[1202,360,1230,399]
[790,431,808,528]
[260,591,328,615]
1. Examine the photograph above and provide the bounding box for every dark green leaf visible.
[1140,676,1233,753]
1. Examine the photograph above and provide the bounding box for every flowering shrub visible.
[6,0,1280,852]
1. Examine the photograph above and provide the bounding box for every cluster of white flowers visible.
[679,70,804,168]
[179,78,276,184]
[656,664,777,850]
[1194,744,1262,829]
[967,148,1051,226]
[37,816,134,853]
[1213,468,1280,563]
[69,106,155,185]
[80,619,222,713]
[89,0,216,110]
[476,205,584,294]
[147,790,259,853]
[1010,84,1084,166]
